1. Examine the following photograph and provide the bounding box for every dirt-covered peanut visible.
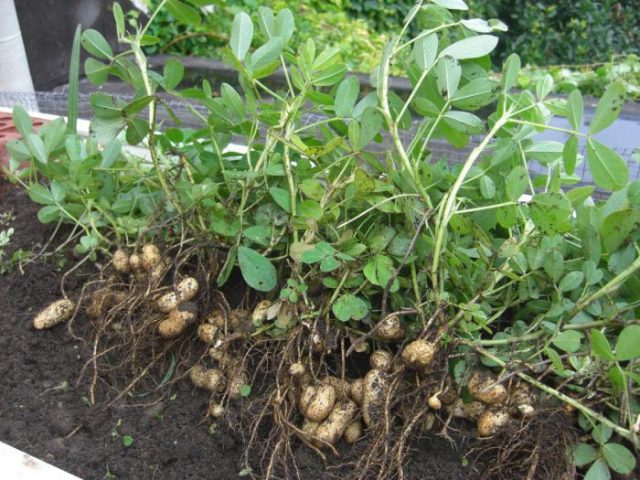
[129,253,142,272]
[112,249,130,273]
[158,316,188,338]
[477,410,510,437]
[228,370,248,399]
[313,400,357,446]
[228,309,248,327]
[362,369,388,427]
[190,365,224,392]
[428,394,442,410]
[206,309,225,327]
[518,404,535,417]
[449,400,485,420]
[176,277,199,301]
[369,350,393,372]
[350,378,364,405]
[251,300,272,324]
[33,299,76,330]
[141,243,161,270]
[208,403,225,419]
[149,259,167,285]
[169,301,198,324]
[301,418,319,439]
[343,420,362,444]
[157,292,180,313]
[324,376,351,399]
[289,362,306,377]
[423,413,436,431]
[439,386,458,405]
[198,324,219,343]
[300,383,337,423]
[376,314,405,341]
[402,339,436,371]
[468,371,508,405]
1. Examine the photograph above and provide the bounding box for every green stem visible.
[430,115,508,294]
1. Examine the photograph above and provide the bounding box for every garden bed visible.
[0,179,476,480]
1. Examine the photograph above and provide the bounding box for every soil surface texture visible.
[0,179,476,480]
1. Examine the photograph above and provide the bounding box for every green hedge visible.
[347,0,639,65]
[468,0,640,64]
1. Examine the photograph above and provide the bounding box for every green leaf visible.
[525,141,564,164]
[439,35,498,60]
[243,225,271,247]
[479,176,496,199]
[269,187,292,213]
[230,12,253,62]
[558,271,584,292]
[28,184,55,205]
[563,135,579,176]
[237,246,277,292]
[586,139,628,192]
[25,133,48,164]
[593,425,612,445]
[334,76,360,118]
[113,2,125,39]
[81,29,113,59]
[530,193,573,234]
[85,58,110,85]
[163,58,184,90]
[332,294,369,322]
[166,0,200,25]
[505,166,529,200]
[257,6,275,38]
[12,105,33,138]
[584,459,610,480]
[502,53,521,91]
[122,435,134,447]
[298,200,323,221]
[358,108,383,149]
[125,119,149,145]
[430,0,468,10]
[414,33,438,71]
[363,254,398,291]
[240,384,252,397]
[602,443,636,474]
[221,83,245,120]
[451,78,498,110]
[436,56,461,99]
[600,209,640,253]
[37,205,61,224]
[551,330,583,353]
[590,329,615,361]
[101,140,121,168]
[275,8,295,45]
[567,89,583,131]
[443,111,483,134]
[589,82,626,135]
[615,325,640,361]
[249,37,283,71]
[575,443,599,467]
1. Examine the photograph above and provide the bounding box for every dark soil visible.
[0,180,477,480]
